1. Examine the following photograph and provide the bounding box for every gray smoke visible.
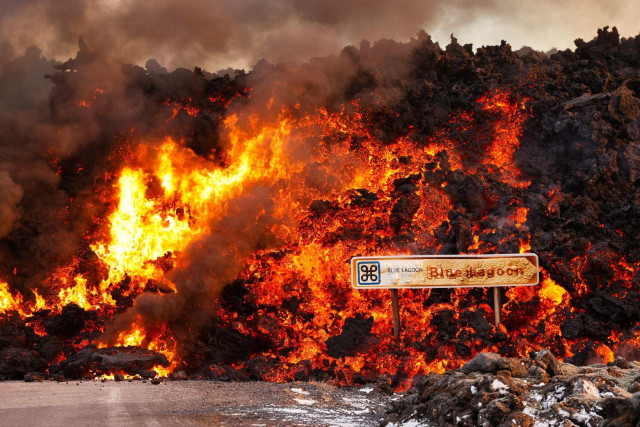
[100,184,280,352]
[0,171,22,238]
[1,0,639,71]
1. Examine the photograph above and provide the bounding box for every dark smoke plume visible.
[1,0,639,72]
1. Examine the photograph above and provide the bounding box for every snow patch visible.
[571,407,599,424]
[491,379,508,391]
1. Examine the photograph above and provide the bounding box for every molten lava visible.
[0,86,637,386]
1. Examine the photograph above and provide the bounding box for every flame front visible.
[0,88,637,385]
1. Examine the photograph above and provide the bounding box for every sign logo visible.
[357,261,381,285]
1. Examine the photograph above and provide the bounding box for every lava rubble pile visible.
[383,350,640,427]
[0,25,639,402]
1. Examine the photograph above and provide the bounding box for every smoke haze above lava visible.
[1,0,639,71]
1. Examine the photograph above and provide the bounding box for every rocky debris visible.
[0,347,48,380]
[563,93,610,110]
[325,316,379,358]
[169,371,187,381]
[383,350,640,426]
[59,346,168,379]
[599,393,640,426]
[23,372,44,382]
[460,352,502,374]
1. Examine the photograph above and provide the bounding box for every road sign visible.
[351,254,539,289]
[351,253,540,335]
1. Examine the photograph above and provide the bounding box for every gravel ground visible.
[0,380,390,426]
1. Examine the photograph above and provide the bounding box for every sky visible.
[0,0,639,71]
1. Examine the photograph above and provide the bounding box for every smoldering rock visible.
[461,309,492,334]
[325,316,379,358]
[23,372,44,382]
[43,304,97,339]
[62,346,169,378]
[169,370,187,381]
[0,348,47,380]
[89,347,169,372]
[460,352,502,374]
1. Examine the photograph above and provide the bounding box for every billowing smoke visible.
[0,171,22,238]
[1,0,639,71]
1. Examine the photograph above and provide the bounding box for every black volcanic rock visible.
[62,346,168,378]
[460,352,502,374]
[325,316,378,358]
[0,348,47,380]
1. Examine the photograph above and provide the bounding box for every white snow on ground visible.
[553,385,566,399]
[221,385,385,426]
[491,379,510,395]
[523,404,537,417]
[386,420,431,427]
[571,407,600,424]
[270,407,308,414]
[341,396,372,414]
[573,379,600,398]
[398,421,429,427]
[491,379,508,391]
[359,387,374,394]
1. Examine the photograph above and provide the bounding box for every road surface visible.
[0,380,389,426]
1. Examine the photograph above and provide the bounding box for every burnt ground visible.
[0,380,388,426]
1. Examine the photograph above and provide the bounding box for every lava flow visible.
[1,28,639,388]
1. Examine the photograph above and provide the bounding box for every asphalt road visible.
[0,380,388,426]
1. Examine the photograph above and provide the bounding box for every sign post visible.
[351,254,539,337]
[390,289,400,339]
[493,287,501,326]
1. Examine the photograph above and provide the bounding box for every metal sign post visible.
[493,287,501,326]
[351,254,539,338]
[390,289,400,339]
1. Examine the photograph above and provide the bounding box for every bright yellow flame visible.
[92,116,297,299]
[58,275,93,311]
[538,277,567,306]
[120,328,146,347]
[31,290,47,311]
[0,282,23,316]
